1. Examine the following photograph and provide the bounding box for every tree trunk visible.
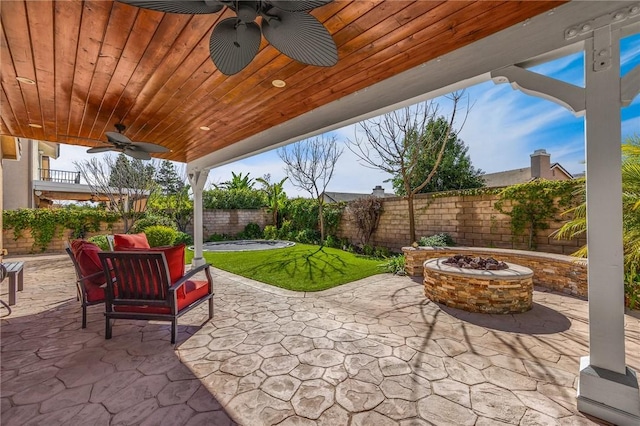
[318,202,325,242]
[407,194,416,244]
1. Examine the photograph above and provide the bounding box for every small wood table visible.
[3,262,24,306]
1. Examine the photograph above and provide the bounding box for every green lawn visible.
[185,243,385,291]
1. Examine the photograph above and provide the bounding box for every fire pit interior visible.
[424,256,534,314]
[443,254,509,270]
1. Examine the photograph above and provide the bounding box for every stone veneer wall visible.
[337,192,585,254]
[403,246,588,298]
[189,209,273,239]
[3,221,125,256]
[424,259,533,314]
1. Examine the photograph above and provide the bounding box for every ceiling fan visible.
[67,123,170,160]
[117,0,338,75]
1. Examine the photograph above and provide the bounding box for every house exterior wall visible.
[337,192,585,255]
[2,138,33,210]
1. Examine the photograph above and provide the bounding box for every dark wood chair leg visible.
[208,297,214,319]
[171,319,177,344]
[105,317,112,339]
[82,305,87,329]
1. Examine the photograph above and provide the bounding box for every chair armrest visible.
[168,263,212,292]
[79,270,105,284]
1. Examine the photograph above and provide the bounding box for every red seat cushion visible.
[85,283,105,303]
[113,280,210,315]
[70,240,106,287]
[113,233,150,249]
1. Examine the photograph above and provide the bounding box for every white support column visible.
[492,21,640,425]
[188,168,209,268]
[577,26,640,425]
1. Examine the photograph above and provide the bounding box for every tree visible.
[76,154,158,232]
[215,172,255,190]
[256,174,288,227]
[554,135,640,306]
[348,93,466,243]
[392,117,483,194]
[155,160,185,195]
[149,161,192,232]
[279,135,343,242]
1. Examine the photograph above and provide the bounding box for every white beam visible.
[490,65,585,116]
[621,64,640,106]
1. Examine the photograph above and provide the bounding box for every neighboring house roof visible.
[322,192,395,203]
[482,149,575,188]
[482,167,532,188]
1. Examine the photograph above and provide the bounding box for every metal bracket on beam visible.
[490,65,586,117]
[621,64,640,107]
[565,3,640,40]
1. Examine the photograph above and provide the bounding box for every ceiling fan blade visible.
[124,148,152,160]
[262,11,337,67]
[105,131,133,145]
[268,0,332,12]
[117,0,224,14]
[210,18,261,75]
[130,141,171,153]
[87,146,116,154]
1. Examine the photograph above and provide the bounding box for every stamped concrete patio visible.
[1,255,639,425]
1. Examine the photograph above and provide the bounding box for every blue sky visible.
[52,33,639,198]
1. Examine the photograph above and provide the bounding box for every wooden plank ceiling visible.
[0,1,564,163]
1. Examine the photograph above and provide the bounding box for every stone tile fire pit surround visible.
[424,257,534,314]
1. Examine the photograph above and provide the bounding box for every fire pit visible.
[423,256,533,314]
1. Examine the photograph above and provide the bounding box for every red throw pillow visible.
[117,244,187,296]
[70,240,106,286]
[113,233,150,249]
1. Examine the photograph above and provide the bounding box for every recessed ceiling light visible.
[272,79,286,88]
[199,126,211,131]
[28,123,42,128]
[16,77,36,85]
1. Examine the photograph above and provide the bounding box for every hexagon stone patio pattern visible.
[1,254,639,425]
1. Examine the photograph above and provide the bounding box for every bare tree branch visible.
[279,135,344,241]
[346,93,468,242]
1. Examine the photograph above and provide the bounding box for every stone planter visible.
[424,257,534,314]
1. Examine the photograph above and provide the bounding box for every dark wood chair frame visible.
[65,246,106,328]
[98,251,214,344]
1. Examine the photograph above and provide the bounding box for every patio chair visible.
[65,241,106,328]
[98,251,214,344]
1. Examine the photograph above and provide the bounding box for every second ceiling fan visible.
[118,0,338,75]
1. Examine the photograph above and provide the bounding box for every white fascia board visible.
[188,1,637,173]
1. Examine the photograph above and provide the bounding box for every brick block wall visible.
[188,209,273,238]
[338,192,585,254]
[403,246,588,297]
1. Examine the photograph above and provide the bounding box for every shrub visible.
[324,234,341,249]
[130,213,176,234]
[239,222,262,239]
[278,220,293,240]
[206,233,230,242]
[379,255,406,275]
[203,188,267,209]
[362,244,375,256]
[88,235,110,251]
[282,198,317,231]
[419,233,455,247]
[263,225,278,240]
[348,196,383,245]
[174,232,193,246]
[144,225,178,247]
[295,229,320,244]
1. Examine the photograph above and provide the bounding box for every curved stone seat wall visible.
[403,246,587,298]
